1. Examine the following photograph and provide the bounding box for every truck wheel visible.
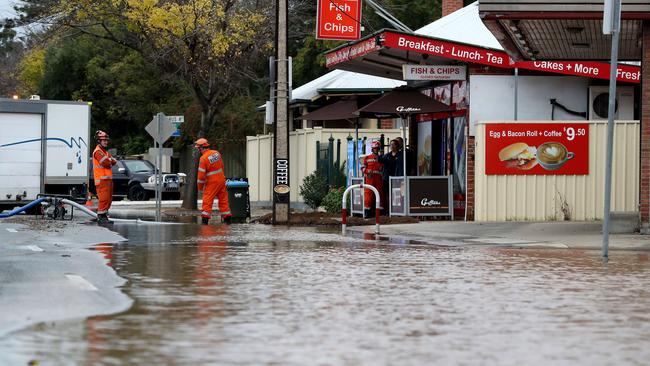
[128,184,148,201]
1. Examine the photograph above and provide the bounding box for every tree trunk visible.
[181,147,200,209]
[181,104,215,210]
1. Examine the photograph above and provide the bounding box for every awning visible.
[325,29,640,84]
[300,100,359,121]
[478,1,650,61]
[356,87,455,116]
[325,29,511,80]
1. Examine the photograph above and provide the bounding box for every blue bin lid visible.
[226,181,249,187]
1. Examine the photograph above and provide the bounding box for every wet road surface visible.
[2,223,650,365]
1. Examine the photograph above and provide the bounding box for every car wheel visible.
[128,184,148,201]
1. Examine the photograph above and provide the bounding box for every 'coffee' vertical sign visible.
[273,0,290,223]
[316,0,362,40]
[274,158,290,201]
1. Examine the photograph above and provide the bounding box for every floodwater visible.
[2,223,650,365]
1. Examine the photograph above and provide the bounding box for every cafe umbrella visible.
[299,99,363,178]
[355,87,455,214]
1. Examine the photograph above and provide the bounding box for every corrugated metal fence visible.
[475,120,639,221]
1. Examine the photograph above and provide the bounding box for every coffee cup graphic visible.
[536,142,574,170]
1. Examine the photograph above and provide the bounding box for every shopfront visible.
[323,2,642,221]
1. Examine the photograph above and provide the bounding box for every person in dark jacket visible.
[379,139,402,214]
[396,137,416,176]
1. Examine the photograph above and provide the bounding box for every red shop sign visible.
[515,60,640,84]
[317,0,362,41]
[325,37,380,68]
[324,31,641,82]
[485,123,589,175]
[382,32,513,69]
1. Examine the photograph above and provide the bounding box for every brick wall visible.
[380,119,394,129]
[466,135,475,221]
[641,22,650,223]
[442,0,464,16]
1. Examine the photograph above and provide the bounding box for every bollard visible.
[342,184,380,236]
[375,208,380,234]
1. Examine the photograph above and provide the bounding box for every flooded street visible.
[2,223,650,365]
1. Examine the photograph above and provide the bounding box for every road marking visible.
[65,274,98,291]
[26,245,44,252]
[6,228,18,233]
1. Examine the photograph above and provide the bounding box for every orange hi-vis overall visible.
[197,149,231,219]
[362,152,384,209]
[93,145,116,215]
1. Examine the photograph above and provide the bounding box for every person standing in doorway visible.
[195,138,232,225]
[396,137,416,176]
[379,139,400,215]
[92,130,117,224]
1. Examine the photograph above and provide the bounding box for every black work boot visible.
[223,215,232,225]
[97,213,109,224]
[201,217,209,225]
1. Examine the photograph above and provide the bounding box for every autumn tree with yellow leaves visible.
[43,0,273,208]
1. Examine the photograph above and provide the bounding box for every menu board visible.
[350,177,364,215]
[407,176,452,216]
[389,177,406,216]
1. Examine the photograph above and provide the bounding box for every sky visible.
[0,0,17,19]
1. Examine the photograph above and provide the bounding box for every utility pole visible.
[273,0,290,224]
[602,0,622,259]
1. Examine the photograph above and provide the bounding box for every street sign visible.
[168,115,184,137]
[145,113,176,144]
[145,112,173,222]
[316,0,362,40]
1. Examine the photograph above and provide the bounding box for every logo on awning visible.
[396,106,421,113]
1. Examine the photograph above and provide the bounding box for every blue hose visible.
[0,198,46,218]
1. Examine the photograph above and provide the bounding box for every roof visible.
[291,69,405,102]
[415,2,503,51]
[479,0,650,13]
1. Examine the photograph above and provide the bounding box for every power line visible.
[325,0,376,34]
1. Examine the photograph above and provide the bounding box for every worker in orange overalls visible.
[92,130,117,223]
[195,138,231,225]
[361,140,384,217]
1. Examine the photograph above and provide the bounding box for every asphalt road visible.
[0,219,133,339]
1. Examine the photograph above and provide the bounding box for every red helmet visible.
[95,130,109,141]
[194,138,209,148]
[371,140,381,149]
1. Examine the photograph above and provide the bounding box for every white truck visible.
[0,99,91,209]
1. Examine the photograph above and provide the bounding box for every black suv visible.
[90,159,186,201]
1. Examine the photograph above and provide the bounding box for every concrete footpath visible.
[0,220,133,338]
[107,199,274,219]
[349,221,650,251]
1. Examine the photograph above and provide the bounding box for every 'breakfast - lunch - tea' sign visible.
[485,123,589,175]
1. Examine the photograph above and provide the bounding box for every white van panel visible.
[0,113,42,199]
[45,103,89,179]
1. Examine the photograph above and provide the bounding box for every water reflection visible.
[1,224,650,365]
[196,224,228,324]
